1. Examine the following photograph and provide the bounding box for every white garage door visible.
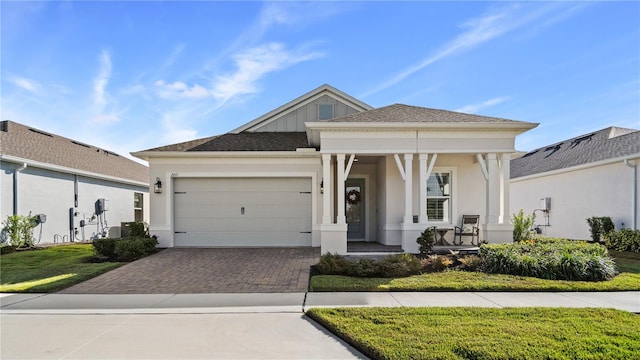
[173,178,312,247]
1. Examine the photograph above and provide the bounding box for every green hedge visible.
[478,238,616,281]
[316,253,423,278]
[93,237,158,261]
[606,229,640,253]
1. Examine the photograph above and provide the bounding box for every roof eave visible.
[305,121,539,132]
[131,150,320,159]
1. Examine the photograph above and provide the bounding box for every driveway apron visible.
[60,248,320,294]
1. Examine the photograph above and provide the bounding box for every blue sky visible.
[2,1,639,164]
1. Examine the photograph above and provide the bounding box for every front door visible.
[346,179,365,239]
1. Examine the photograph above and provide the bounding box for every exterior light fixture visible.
[320,180,324,194]
[154,177,162,193]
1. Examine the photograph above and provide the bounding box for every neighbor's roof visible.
[326,104,533,124]
[511,127,640,179]
[0,120,149,183]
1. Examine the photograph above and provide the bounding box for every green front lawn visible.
[307,307,640,360]
[0,244,123,293]
[611,251,640,273]
[310,271,640,292]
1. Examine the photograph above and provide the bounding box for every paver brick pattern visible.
[60,248,320,294]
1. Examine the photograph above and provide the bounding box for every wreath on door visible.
[346,189,361,205]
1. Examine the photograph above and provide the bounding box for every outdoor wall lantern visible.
[320,179,324,194]
[154,177,162,193]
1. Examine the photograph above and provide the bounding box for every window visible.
[134,192,143,222]
[426,172,451,222]
[318,104,334,120]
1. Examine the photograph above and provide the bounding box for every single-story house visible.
[133,84,537,254]
[0,120,150,244]
[511,126,640,240]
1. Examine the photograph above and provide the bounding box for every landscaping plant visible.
[92,237,158,261]
[512,209,535,242]
[416,227,435,255]
[479,237,617,281]
[606,229,640,253]
[586,216,615,242]
[1,213,37,248]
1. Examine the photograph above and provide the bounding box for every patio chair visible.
[454,215,480,246]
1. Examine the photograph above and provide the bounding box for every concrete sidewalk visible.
[2,291,638,314]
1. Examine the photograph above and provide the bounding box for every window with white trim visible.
[318,104,334,120]
[426,172,451,222]
[134,192,143,222]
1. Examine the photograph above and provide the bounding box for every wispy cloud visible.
[211,43,322,103]
[361,3,585,98]
[455,96,510,114]
[8,75,42,94]
[155,80,210,99]
[93,50,111,109]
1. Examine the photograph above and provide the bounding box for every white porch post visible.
[486,153,500,224]
[500,153,510,224]
[419,154,428,224]
[403,154,414,224]
[322,153,332,225]
[336,154,346,225]
[482,153,513,244]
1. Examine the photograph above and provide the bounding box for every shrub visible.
[377,254,423,277]
[93,237,158,261]
[426,255,454,272]
[416,227,435,255]
[92,238,117,259]
[586,216,615,242]
[606,229,640,253]
[458,255,484,272]
[512,209,535,242]
[316,253,351,275]
[127,222,150,238]
[479,238,617,281]
[114,237,158,261]
[1,214,37,247]
[316,253,423,278]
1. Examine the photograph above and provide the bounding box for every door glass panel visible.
[346,186,361,223]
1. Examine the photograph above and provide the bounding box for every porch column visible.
[336,154,346,224]
[322,153,332,225]
[419,154,428,224]
[500,153,511,224]
[403,154,414,224]
[486,153,500,224]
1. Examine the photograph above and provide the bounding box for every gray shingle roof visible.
[511,127,640,179]
[188,132,312,151]
[143,135,219,152]
[327,104,530,124]
[0,120,148,183]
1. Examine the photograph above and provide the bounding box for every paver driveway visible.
[60,248,320,294]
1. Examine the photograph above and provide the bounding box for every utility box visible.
[540,197,551,211]
[95,198,109,215]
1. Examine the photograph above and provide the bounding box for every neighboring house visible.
[133,84,537,254]
[511,127,640,240]
[0,120,150,244]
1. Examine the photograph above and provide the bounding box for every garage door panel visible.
[175,204,311,218]
[174,177,312,247]
[174,232,312,247]
[175,178,311,192]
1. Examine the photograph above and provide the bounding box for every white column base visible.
[320,224,348,255]
[401,224,424,254]
[482,224,514,244]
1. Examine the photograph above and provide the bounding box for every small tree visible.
[417,227,436,255]
[512,209,536,242]
[1,213,37,248]
[587,216,614,242]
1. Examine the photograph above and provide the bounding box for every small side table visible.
[435,228,452,245]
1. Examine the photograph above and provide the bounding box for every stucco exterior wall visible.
[511,161,639,240]
[0,162,149,244]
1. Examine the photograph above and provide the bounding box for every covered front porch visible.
[316,151,513,255]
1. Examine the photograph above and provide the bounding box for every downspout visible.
[624,159,637,230]
[13,163,28,215]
